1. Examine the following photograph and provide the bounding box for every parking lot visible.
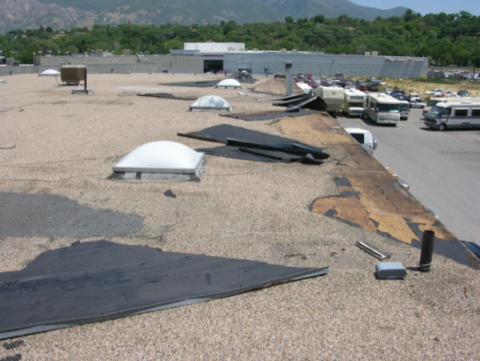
[336,106,480,245]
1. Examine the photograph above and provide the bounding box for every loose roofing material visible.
[0,240,329,339]
[178,124,328,163]
[189,95,232,112]
[215,79,242,89]
[38,69,60,76]
[112,141,205,181]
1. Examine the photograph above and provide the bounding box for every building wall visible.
[33,55,203,74]
[1,51,428,78]
[223,52,428,78]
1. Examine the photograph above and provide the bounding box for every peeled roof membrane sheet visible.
[0,240,329,339]
[113,141,204,173]
[189,95,232,111]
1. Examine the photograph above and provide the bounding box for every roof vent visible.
[189,95,232,112]
[112,141,205,181]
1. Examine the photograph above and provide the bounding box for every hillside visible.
[0,0,409,33]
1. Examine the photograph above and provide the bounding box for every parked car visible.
[408,93,421,101]
[457,89,471,97]
[368,82,379,91]
[391,93,409,101]
[409,99,426,108]
[357,82,367,91]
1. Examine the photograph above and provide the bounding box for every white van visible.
[365,93,400,125]
[343,89,367,117]
[345,128,378,154]
[424,101,480,130]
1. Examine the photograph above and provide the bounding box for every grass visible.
[378,78,480,99]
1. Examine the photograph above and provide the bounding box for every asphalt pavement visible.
[335,106,480,245]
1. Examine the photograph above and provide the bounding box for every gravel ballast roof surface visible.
[0,74,479,360]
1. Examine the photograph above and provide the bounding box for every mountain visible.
[0,0,409,33]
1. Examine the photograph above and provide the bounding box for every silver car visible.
[409,99,426,109]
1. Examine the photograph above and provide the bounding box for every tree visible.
[285,16,294,24]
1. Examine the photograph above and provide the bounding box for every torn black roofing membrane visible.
[0,240,329,339]
[220,109,318,121]
[137,93,197,101]
[177,124,329,164]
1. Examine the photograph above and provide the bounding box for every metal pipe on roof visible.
[285,62,292,96]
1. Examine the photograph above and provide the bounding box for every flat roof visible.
[0,73,478,360]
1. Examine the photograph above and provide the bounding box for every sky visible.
[350,0,480,16]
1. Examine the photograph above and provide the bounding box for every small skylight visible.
[112,141,205,181]
[0,79,5,85]
[215,79,242,89]
[189,95,232,112]
[39,69,60,76]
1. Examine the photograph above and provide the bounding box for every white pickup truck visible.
[345,128,378,154]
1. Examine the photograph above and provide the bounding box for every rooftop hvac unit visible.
[279,48,287,53]
[372,51,378,56]
[365,51,371,56]
[61,65,86,84]
[60,65,93,94]
[292,49,298,53]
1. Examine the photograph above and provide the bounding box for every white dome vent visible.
[112,141,205,181]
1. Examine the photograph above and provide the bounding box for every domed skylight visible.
[189,95,232,112]
[39,69,60,76]
[215,79,242,89]
[113,141,205,181]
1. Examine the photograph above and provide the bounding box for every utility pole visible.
[473,32,478,81]
[128,21,131,50]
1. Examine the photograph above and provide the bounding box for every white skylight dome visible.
[0,79,5,85]
[112,141,205,181]
[39,69,60,76]
[189,95,232,112]
[215,79,242,89]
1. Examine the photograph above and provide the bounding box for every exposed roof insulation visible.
[112,141,205,181]
[39,69,60,76]
[0,240,329,339]
[189,95,232,112]
[215,79,242,89]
